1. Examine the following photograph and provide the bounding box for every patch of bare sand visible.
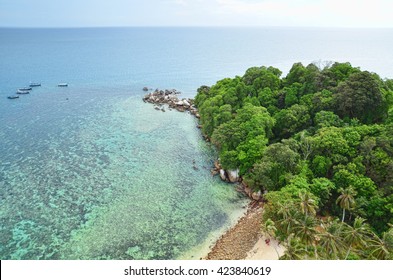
[246,235,285,260]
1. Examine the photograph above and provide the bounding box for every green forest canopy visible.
[195,62,393,259]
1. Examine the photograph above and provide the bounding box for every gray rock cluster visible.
[142,88,200,117]
[211,161,239,183]
[211,160,262,201]
[240,182,263,201]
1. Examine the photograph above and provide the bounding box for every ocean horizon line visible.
[1,25,392,30]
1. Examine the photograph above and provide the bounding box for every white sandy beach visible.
[246,235,285,260]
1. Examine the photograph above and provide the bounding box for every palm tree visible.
[276,201,300,236]
[280,233,307,260]
[368,227,393,260]
[294,215,318,259]
[336,186,357,223]
[263,219,277,237]
[299,191,318,220]
[317,218,344,259]
[342,217,372,259]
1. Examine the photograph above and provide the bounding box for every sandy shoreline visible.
[204,202,284,260]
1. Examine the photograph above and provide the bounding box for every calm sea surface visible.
[0,27,392,259]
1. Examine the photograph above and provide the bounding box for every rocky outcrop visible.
[219,169,227,181]
[214,160,221,170]
[251,190,262,201]
[142,88,199,115]
[211,160,221,176]
[227,169,240,183]
[211,161,240,183]
[210,161,262,201]
[240,183,263,202]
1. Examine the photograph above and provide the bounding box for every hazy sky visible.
[1,0,392,28]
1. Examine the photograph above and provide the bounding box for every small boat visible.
[29,83,41,87]
[19,87,32,91]
[16,89,30,94]
[58,83,68,87]
[7,95,20,99]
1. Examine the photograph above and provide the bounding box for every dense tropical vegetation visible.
[195,62,393,259]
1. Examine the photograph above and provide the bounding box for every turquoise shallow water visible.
[0,88,246,259]
[1,27,393,259]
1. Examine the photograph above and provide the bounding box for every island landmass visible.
[144,61,393,260]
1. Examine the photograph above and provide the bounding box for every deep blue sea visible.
[1,27,392,260]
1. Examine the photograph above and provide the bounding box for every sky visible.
[0,0,392,28]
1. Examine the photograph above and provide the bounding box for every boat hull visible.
[16,90,30,94]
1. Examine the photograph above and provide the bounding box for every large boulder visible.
[227,169,239,183]
[183,99,190,107]
[219,169,227,181]
[251,190,262,201]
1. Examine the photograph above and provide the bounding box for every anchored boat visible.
[16,89,30,94]
[7,95,20,99]
[29,83,41,87]
[58,83,68,87]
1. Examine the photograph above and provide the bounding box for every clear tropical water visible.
[0,27,392,260]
